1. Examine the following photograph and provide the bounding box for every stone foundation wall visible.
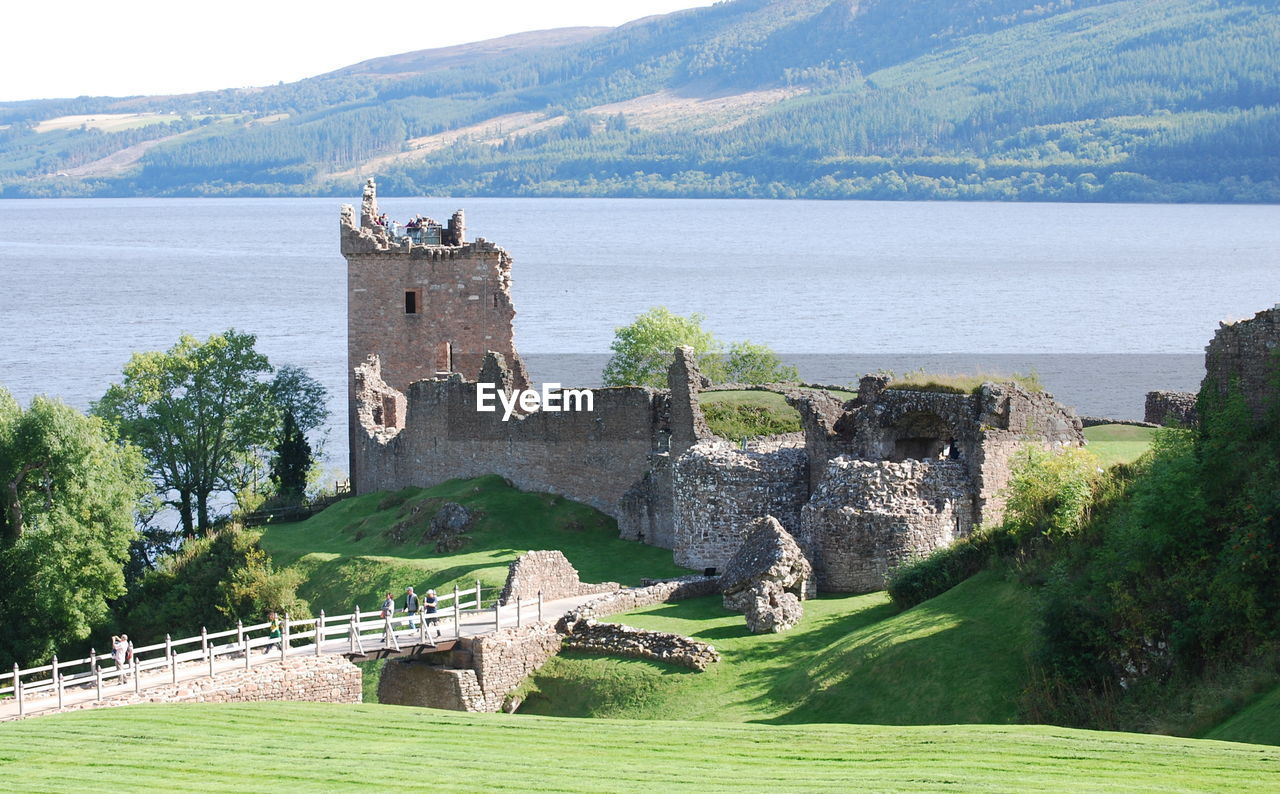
[379,622,564,712]
[1144,391,1199,426]
[469,622,564,712]
[378,661,484,711]
[35,656,361,716]
[671,442,809,570]
[560,618,720,670]
[799,457,974,592]
[558,575,722,624]
[498,550,619,605]
[1204,305,1280,423]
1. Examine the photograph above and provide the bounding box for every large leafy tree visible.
[602,306,797,388]
[0,388,147,668]
[603,307,723,388]
[95,330,282,537]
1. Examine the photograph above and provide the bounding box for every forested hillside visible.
[2,0,1277,201]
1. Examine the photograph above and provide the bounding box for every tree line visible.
[0,331,326,668]
[2,0,1276,200]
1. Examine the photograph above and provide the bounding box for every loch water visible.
[2,196,1277,465]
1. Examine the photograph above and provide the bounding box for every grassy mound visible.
[697,388,856,442]
[1083,423,1159,468]
[2,702,1276,792]
[522,570,1033,725]
[885,371,1044,394]
[258,475,686,612]
[1205,684,1280,746]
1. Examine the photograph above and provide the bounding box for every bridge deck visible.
[0,591,601,721]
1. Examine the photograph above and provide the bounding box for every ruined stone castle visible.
[341,181,1085,592]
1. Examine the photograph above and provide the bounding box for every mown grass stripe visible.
[1,702,1277,792]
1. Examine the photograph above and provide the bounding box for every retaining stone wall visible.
[35,656,361,717]
[498,550,619,605]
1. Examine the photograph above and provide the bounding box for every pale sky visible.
[0,0,716,102]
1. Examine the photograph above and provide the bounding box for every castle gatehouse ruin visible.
[341,182,1086,592]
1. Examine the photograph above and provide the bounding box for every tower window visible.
[405,290,420,314]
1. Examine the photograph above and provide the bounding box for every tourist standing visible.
[111,634,129,683]
[380,592,395,620]
[404,586,419,629]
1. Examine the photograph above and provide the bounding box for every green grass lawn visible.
[259,475,687,613]
[522,569,1033,725]
[2,701,1276,792]
[1083,424,1159,468]
[1205,684,1280,746]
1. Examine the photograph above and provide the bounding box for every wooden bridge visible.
[0,583,595,721]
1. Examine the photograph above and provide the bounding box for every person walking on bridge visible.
[424,589,440,638]
[404,586,419,629]
[263,612,281,654]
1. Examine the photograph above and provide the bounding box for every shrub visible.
[887,536,989,608]
[112,526,309,645]
[1002,446,1104,541]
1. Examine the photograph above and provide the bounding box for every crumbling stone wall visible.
[350,357,664,517]
[799,458,975,592]
[498,550,619,605]
[1203,304,1280,423]
[559,618,720,670]
[469,622,564,711]
[790,379,1082,534]
[43,656,361,717]
[617,453,677,548]
[1144,391,1199,426]
[670,441,809,570]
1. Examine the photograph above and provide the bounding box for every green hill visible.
[2,0,1276,200]
[522,569,1033,724]
[1,701,1277,792]
[258,475,686,613]
[1205,684,1280,747]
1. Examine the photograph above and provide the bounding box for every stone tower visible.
[341,179,529,485]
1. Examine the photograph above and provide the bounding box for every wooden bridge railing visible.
[0,582,544,718]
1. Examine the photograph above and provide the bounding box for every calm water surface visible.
[1,197,1277,464]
